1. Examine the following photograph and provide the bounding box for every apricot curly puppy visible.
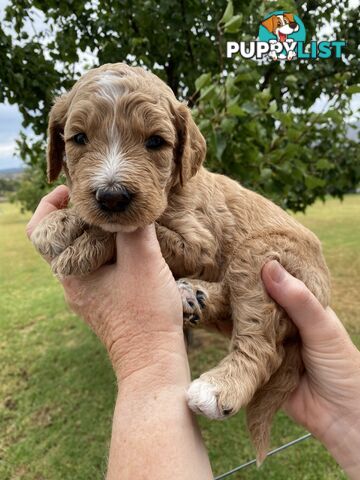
[31,63,330,463]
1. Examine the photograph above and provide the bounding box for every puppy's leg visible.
[51,227,115,278]
[31,208,86,260]
[186,285,289,420]
[246,339,303,464]
[186,240,300,414]
[177,279,232,333]
[156,223,217,278]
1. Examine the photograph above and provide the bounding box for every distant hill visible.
[0,167,24,178]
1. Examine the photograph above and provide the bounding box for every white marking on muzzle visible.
[91,142,128,191]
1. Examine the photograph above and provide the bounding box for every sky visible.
[0,0,359,170]
[0,103,31,169]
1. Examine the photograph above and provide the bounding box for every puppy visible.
[31,63,330,463]
[261,13,299,60]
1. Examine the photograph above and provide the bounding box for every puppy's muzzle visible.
[95,187,133,213]
[289,22,297,29]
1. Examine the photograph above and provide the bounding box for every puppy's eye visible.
[73,133,88,145]
[145,135,165,150]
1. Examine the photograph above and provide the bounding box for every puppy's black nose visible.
[95,188,133,212]
[289,22,297,29]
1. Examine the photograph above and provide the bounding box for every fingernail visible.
[268,260,286,283]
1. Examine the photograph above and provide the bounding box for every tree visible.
[1,0,359,212]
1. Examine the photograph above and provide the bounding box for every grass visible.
[0,195,359,479]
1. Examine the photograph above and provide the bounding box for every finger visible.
[26,185,70,238]
[261,260,341,345]
[115,223,162,271]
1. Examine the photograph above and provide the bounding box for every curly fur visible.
[31,63,331,463]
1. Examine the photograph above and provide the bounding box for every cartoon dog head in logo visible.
[261,13,299,43]
[260,13,300,61]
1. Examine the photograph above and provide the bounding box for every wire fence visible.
[214,433,312,479]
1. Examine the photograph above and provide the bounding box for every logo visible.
[227,10,346,61]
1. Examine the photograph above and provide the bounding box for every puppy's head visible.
[47,63,206,232]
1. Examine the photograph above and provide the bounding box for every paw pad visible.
[177,280,208,328]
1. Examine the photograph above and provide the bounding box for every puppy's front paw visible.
[31,209,84,260]
[51,245,93,278]
[177,279,207,328]
[51,229,115,278]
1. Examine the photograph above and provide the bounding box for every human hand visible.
[27,187,213,480]
[26,186,185,384]
[262,260,360,477]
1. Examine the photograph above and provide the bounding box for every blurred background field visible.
[1,195,359,480]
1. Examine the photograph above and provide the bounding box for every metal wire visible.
[214,433,312,479]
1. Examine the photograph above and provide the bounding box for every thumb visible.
[261,261,344,347]
[115,223,163,272]
[26,185,70,238]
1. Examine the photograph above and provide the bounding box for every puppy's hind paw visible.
[177,279,207,328]
[186,379,222,419]
[187,377,238,420]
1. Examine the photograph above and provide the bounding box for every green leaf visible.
[215,131,227,160]
[241,101,260,115]
[266,100,277,114]
[227,104,246,117]
[316,158,333,170]
[325,110,343,123]
[346,85,360,95]
[305,175,326,189]
[219,1,233,25]
[285,75,297,85]
[260,167,272,181]
[287,129,299,141]
[198,119,211,131]
[199,84,216,101]
[221,117,236,133]
[224,15,243,33]
[195,72,211,92]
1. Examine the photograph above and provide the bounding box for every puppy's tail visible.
[246,340,303,465]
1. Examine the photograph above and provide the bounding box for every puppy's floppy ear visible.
[284,13,295,23]
[173,103,206,186]
[261,15,277,33]
[47,93,69,183]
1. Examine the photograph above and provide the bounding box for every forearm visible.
[106,338,213,480]
[321,415,360,479]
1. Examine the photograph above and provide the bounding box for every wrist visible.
[319,412,360,478]
[109,326,189,386]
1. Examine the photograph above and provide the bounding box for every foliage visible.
[0,176,20,197]
[8,133,63,211]
[0,0,359,211]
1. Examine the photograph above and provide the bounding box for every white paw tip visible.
[186,379,221,419]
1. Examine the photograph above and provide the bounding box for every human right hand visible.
[262,261,360,479]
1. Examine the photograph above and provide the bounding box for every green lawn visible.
[1,196,359,480]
